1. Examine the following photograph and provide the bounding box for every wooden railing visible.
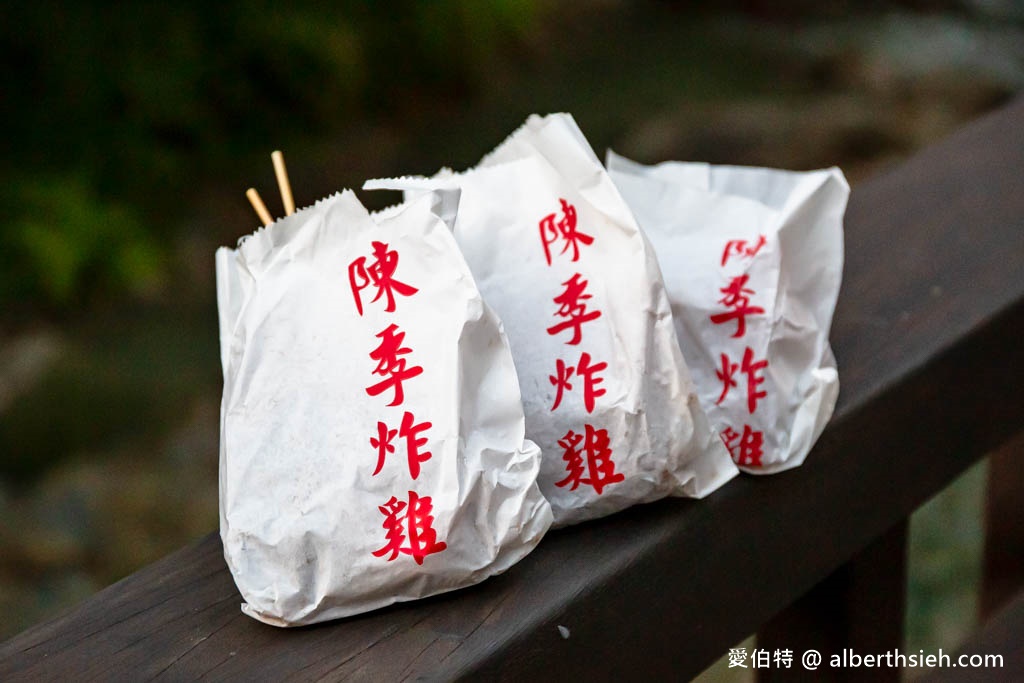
[2,97,1022,682]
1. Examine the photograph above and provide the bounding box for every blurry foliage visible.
[3,176,164,307]
[0,0,545,314]
[0,310,220,481]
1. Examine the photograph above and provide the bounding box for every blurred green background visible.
[1,0,1021,675]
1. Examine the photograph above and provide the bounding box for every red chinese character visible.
[715,352,739,405]
[556,430,586,489]
[348,241,419,316]
[549,353,608,413]
[721,235,767,266]
[370,421,397,476]
[576,352,607,413]
[372,491,447,564]
[538,199,593,265]
[369,411,433,479]
[399,411,432,480]
[721,425,764,467]
[546,273,602,345]
[709,274,765,338]
[740,347,768,414]
[549,358,574,411]
[366,323,423,406]
[554,424,625,495]
[714,347,768,413]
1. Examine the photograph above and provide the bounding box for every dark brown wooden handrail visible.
[2,97,1022,682]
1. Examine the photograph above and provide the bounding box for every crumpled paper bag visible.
[606,152,848,473]
[366,114,738,526]
[215,189,552,626]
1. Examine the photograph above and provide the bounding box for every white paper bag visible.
[607,152,848,473]
[367,114,738,527]
[215,190,552,626]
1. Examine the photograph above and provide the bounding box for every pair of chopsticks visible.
[246,150,295,226]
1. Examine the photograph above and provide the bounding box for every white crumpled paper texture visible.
[607,152,848,473]
[367,114,737,526]
[215,190,552,626]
